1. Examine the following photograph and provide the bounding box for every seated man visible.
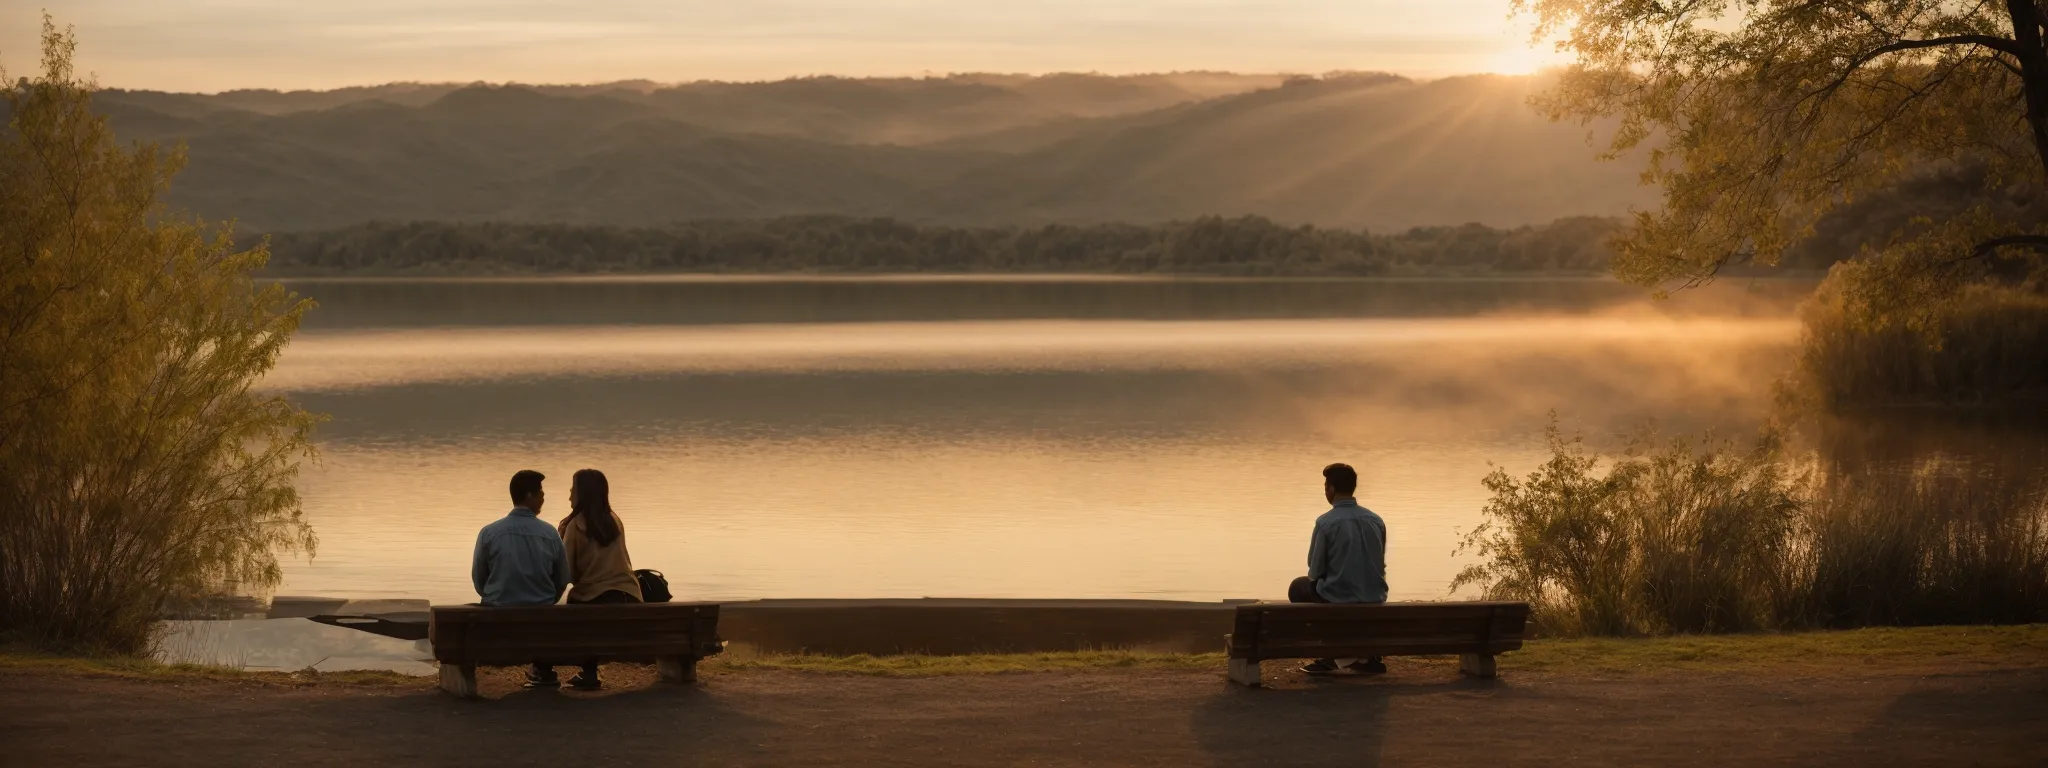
[471,468,571,688]
[1288,462,1389,675]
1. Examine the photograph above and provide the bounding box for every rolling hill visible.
[72,72,1659,233]
[933,74,1652,228]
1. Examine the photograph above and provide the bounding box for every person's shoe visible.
[1298,659,1341,675]
[524,669,561,689]
[566,672,602,691]
[1347,658,1388,675]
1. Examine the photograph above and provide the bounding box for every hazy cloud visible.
[4,0,1546,91]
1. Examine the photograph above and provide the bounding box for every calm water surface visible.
[271,277,1817,604]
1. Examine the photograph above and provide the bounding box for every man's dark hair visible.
[509,469,545,505]
[1322,463,1358,497]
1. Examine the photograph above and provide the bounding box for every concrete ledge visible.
[718,598,1257,655]
[313,597,1263,656]
[271,597,429,620]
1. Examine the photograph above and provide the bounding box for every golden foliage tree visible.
[0,18,317,653]
[1520,1,2048,329]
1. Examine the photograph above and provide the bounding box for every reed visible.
[1458,421,2048,636]
[1795,282,2048,408]
[1797,463,2048,627]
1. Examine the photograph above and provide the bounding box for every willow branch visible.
[1801,34,2025,124]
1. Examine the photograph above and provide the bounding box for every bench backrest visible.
[1227,601,1530,661]
[430,602,722,665]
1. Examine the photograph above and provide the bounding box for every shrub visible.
[1795,278,2048,408]
[0,20,318,653]
[1458,419,2048,635]
[1454,421,1805,635]
[1798,462,2048,628]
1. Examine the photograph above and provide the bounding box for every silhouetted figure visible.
[556,468,643,690]
[470,469,570,688]
[1289,462,1389,675]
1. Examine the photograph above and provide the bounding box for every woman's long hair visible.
[560,468,622,547]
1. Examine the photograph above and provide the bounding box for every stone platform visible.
[301,597,1259,656]
[720,598,1252,655]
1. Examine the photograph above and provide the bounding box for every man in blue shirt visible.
[471,469,570,687]
[1288,462,1389,675]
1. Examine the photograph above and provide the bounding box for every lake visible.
[270,276,1818,605]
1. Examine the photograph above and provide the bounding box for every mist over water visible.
[272,277,1817,604]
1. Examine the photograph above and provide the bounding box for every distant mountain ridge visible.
[71,72,1659,233]
[97,72,1290,143]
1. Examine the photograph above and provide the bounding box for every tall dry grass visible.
[1457,421,2048,636]
[1796,282,2048,408]
[1798,463,2048,628]
[1454,423,1808,635]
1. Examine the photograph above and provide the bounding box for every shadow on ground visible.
[1191,673,1505,767]
[4,663,2045,767]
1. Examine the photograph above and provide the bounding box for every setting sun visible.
[1487,41,1568,75]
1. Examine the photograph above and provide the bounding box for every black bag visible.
[634,569,672,603]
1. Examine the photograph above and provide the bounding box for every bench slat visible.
[430,602,723,667]
[1256,615,1520,641]
[435,622,715,643]
[436,639,719,662]
[433,603,717,623]
[1245,639,1526,660]
[1227,601,1531,663]
[1233,602,1528,623]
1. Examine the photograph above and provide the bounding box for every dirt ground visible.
[6,658,2045,767]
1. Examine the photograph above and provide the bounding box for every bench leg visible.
[1222,633,1261,688]
[657,655,698,684]
[1459,653,1497,678]
[1227,657,1263,687]
[438,663,478,698]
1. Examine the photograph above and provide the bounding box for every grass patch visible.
[1506,625,2048,674]
[711,626,2048,677]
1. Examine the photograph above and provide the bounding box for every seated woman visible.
[557,468,643,690]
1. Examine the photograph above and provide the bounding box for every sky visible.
[0,1,1568,93]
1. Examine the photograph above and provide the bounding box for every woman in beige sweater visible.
[557,468,642,689]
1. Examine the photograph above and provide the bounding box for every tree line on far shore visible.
[259,215,1633,276]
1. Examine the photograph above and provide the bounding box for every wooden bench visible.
[429,602,724,698]
[1223,601,1530,686]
